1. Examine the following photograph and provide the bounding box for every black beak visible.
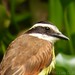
[51,33,69,40]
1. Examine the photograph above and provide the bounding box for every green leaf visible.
[55,53,75,75]
[67,2,75,34]
[48,0,63,29]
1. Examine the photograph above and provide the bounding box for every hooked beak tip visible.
[60,34,69,40]
[51,33,69,40]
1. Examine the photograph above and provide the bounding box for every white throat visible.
[29,33,59,44]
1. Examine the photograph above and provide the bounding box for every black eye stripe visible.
[45,27,50,30]
[26,26,55,35]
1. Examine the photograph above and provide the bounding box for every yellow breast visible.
[38,47,55,75]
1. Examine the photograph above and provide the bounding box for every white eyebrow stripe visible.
[32,23,54,28]
[32,23,60,33]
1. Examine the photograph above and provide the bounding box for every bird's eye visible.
[45,27,50,31]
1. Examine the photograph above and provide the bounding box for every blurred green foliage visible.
[0,0,75,75]
[56,53,75,75]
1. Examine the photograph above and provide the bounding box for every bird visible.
[0,21,69,75]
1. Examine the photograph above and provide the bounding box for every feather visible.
[0,34,53,75]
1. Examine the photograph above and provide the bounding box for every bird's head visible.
[26,21,69,44]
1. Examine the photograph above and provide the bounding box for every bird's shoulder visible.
[0,34,53,75]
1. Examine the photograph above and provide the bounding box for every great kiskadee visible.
[0,21,69,75]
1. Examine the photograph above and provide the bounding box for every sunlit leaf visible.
[56,53,75,75]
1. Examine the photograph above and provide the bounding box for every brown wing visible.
[0,34,53,75]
